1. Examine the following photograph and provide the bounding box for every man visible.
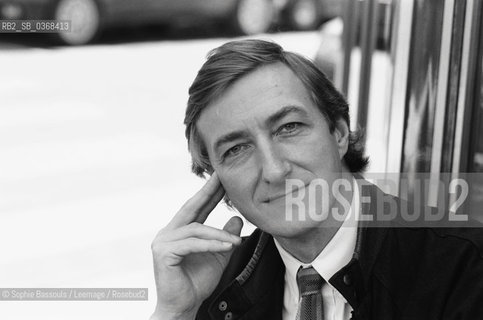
[151,40,483,320]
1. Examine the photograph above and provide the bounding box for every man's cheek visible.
[222,186,244,208]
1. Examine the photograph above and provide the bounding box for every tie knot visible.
[297,266,324,296]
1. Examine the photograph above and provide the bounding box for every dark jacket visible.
[196,183,483,320]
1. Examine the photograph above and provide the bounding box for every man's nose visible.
[259,143,291,184]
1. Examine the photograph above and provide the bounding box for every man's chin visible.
[261,216,329,238]
[265,226,316,243]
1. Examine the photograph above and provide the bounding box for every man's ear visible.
[333,118,350,159]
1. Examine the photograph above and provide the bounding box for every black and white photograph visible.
[1,0,483,319]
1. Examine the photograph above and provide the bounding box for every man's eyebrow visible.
[213,130,250,155]
[265,105,309,127]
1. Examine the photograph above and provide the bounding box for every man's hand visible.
[150,173,243,320]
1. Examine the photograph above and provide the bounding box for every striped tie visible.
[296,266,325,320]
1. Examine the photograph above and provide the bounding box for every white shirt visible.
[274,178,360,320]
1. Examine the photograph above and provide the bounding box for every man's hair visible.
[184,39,369,176]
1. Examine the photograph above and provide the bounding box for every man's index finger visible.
[166,172,225,229]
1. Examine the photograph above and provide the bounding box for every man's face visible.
[197,63,349,238]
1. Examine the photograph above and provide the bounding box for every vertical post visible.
[385,0,414,193]
[341,0,357,96]
[428,0,455,207]
[357,0,378,138]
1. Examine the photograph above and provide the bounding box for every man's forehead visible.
[200,63,309,119]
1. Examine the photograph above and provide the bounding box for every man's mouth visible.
[263,193,286,203]
[262,185,308,203]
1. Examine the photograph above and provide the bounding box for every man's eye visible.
[224,144,248,158]
[277,122,301,135]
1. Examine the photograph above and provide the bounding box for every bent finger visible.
[161,238,234,266]
[164,223,241,244]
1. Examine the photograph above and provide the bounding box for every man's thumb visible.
[223,216,243,237]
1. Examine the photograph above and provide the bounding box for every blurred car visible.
[0,0,282,45]
[281,0,343,31]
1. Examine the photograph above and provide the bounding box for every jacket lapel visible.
[207,232,285,320]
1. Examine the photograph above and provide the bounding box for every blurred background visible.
[1,0,483,319]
